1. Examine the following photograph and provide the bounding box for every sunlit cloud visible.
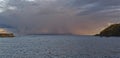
[7,6,17,10]
[80,3,98,9]
[107,22,115,26]
[0,0,17,13]
[0,0,7,13]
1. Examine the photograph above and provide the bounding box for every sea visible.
[0,35,120,58]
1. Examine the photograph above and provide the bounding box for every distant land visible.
[27,33,74,36]
[0,24,15,28]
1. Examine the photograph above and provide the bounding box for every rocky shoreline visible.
[0,33,15,37]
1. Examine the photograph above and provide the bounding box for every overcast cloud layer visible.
[0,0,120,35]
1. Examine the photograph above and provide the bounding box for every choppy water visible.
[0,35,120,58]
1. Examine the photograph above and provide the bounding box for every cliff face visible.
[96,24,120,37]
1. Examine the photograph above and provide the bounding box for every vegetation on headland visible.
[95,24,120,37]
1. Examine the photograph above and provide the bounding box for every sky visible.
[0,0,120,35]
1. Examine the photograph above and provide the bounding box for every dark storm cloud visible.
[0,0,120,35]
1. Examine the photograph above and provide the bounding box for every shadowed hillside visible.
[96,24,120,37]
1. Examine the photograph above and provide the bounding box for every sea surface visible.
[0,35,120,58]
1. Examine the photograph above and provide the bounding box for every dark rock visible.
[96,24,120,37]
[0,33,15,37]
